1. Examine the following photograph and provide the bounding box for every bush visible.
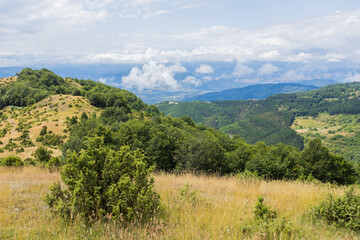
[240,196,295,239]
[0,156,24,167]
[47,156,61,167]
[32,146,53,163]
[39,125,48,136]
[45,137,160,224]
[24,157,37,166]
[254,196,277,220]
[310,188,360,231]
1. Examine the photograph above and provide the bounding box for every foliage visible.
[39,125,47,136]
[0,156,24,167]
[310,188,360,231]
[159,82,360,149]
[254,196,277,220]
[245,143,302,180]
[45,137,160,223]
[32,146,53,163]
[302,139,357,184]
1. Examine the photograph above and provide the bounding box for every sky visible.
[1,0,360,95]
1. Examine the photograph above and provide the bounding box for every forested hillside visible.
[159,82,360,159]
[1,68,357,185]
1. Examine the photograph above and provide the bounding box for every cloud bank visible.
[122,61,186,91]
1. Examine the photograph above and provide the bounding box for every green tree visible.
[302,138,356,184]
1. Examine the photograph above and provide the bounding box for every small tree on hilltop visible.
[45,137,160,224]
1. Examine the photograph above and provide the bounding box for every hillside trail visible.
[4,118,18,145]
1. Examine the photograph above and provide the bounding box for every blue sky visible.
[1,0,360,94]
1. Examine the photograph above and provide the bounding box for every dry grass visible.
[0,95,99,159]
[0,76,17,86]
[1,167,359,239]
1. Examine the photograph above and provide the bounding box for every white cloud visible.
[98,78,107,83]
[183,76,202,86]
[2,7,360,68]
[121,61,186,90]
[195,64,213,74]
[233,62,254,77]
[343,73,360,82]
[277,70,307,82]
[258,63,280,75]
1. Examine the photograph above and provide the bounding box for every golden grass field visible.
[0,167,359,239]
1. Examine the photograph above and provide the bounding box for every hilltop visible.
[0,68,146,160]
[0,95,99,159]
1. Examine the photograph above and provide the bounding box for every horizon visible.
[1,1,360,102]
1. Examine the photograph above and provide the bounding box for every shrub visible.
[45,137,160,224]
[39,126,48,136]
[254,196,277,220]
[24,157,37,166]
[240,196,295,239]
[47,156,61,167]
[310,188,360,231]
[32,146,53,163]
[0,156,24,167]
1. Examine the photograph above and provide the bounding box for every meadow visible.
[1,167,359,240]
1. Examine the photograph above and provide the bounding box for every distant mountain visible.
[182,83,319,102]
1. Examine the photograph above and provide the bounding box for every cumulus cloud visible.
[3,6,360,68]
[195,64,214,74]
[232,62,254,77]
[343,73,360,82]
[277,70,308,82]
[183,76,202,86]
[98,78,107,84]
[258,63,280,75]
[121,61,186,90]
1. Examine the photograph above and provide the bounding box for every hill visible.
[182,83,318,102]
[1,68,360,239]
[0,95,99,159]
[159,82,360,159]
[1,68,356,184]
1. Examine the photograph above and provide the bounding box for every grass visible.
[0,95,99,159]
[292,112,360,161]
[1,167,359,239]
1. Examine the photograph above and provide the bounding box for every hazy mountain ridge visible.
[183,83,319,102]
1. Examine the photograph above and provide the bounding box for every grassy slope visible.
[0,94,100,159]
[1,167,359,239]
[292,112,360,161]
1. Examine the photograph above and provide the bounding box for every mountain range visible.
[182,83,319,102]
